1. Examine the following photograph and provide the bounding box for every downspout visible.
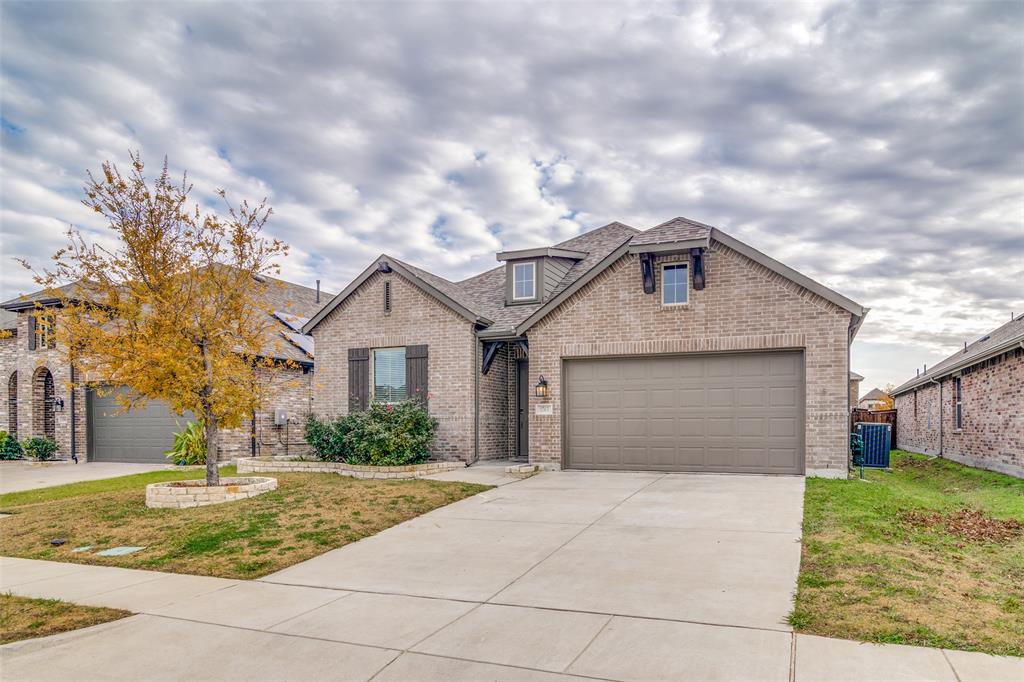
[928,376,942,457]
[69,363,77,463]
[474,335,481,465]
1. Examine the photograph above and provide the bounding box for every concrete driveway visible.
[2,470,809,681]
[0,461,169,494]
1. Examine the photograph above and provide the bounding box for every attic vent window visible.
[513,262,536,300]
[383,281,392,313]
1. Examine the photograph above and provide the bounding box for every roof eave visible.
[496,247,589,261]
[710,228,868,319]
[626,236,710,254]
[891,335,1024,396]
[0,297,67,311]
[301,255,492,335]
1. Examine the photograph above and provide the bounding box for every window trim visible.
[512,261,537,301]
[661,262,689,306]
[372,347,407,404]
[953,376,962,431]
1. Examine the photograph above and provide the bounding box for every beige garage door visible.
[565,352,804,474]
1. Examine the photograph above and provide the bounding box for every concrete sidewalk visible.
[0,461,169,494]
[1,558,1020,681]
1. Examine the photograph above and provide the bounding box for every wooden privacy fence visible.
[851,408,897,436]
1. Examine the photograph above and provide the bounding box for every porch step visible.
[504,463,540,479]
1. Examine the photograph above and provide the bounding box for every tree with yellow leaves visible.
[27,153,291,487]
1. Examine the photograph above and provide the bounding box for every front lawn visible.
[791,450,1024,656]
[0,594,130,644]
[0,468,488,579]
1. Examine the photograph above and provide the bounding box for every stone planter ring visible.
[145,477,278,509]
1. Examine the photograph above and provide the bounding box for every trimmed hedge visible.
[305,400,437,467]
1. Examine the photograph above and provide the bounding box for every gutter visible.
[928,376,943,458]
[472,336,480,465]
[892,334,1024,396]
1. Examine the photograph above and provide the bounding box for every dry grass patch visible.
[791,451,1024,656]
[0,469,488,579]
[1,594,130,644]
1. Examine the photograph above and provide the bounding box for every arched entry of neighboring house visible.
[32,367,55,441]
[6,372,16,438]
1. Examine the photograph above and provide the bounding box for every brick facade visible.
[895,348,1023,477]
[0,310,312,462]
[311,239,855,475]
[526,243,852,476]
[310,271,477,461]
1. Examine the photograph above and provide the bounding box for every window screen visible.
[513,262,536,300]
[662,264,688,305]
[373,348,406,403]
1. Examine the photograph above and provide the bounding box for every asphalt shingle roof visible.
[860,388,889,401]
[629,216,713,246]
[454,221,640,332]
[891,315,1024,395]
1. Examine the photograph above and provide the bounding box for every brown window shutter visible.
[348,348,369,412]
[405,345,428,406]
[27,315,36,350]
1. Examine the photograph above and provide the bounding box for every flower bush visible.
[304,412,353,462]
[305,400,437,467]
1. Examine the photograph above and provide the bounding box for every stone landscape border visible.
[236,456,464,479]
[146,477,278,509]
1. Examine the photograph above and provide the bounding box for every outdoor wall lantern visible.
[51,397,65,412]
[535,375,549,398]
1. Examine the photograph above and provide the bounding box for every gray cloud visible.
[1,0,1022,392]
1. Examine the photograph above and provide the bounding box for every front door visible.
[516,360,529,460]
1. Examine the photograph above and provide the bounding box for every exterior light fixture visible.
[535,375,549,398]
[52,397,65,412]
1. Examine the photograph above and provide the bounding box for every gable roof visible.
[891,315,1024,396]
[304,216,868,339]
[860,388,889,401]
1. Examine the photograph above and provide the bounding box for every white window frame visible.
[661,262,689,306]
[372,347,407,404]
[953,376,962,430]
[512,261,537,301]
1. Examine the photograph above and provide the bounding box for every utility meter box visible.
[274,408,288,426]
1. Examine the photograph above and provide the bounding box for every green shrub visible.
[344,400,437,467]
[164,420,206,465]
[304,413,352,462]
[21,437,58,461]
[0,431,24,460]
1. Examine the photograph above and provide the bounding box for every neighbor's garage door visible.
[87,386,187,463]
[565,352,804,474]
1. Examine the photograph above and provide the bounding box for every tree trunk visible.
[204,411,219,487]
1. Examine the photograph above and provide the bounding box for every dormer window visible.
[512,262,536,301]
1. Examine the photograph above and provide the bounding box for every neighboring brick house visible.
[305,217,868,477]
[892,316,1023,478]
[0,276,330,463]
[857,387,892,411]
[849,371,864,406]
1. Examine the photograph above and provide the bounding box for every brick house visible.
[304,217,868,477]
[892,316,1023,478]
[0,276,330,463]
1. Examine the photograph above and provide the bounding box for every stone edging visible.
[146,477,278,509]
[236,457,465,479]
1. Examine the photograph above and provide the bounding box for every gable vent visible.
[383,280,392,313]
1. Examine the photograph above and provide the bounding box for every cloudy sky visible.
[1,1,1021,391]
